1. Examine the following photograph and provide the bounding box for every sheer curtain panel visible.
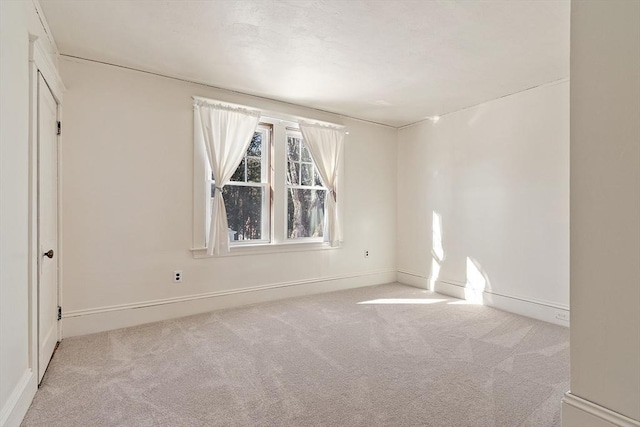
[195,101,260,255]
[299,122,345,247]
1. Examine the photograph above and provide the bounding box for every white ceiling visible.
[40,0,570,127]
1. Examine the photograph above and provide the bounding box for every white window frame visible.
[192,99,344,258]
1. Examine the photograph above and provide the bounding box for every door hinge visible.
[57,306,62,321]
[57,121,61,136]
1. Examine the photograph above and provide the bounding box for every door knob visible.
[44,249,54,259]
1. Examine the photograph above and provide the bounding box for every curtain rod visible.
[192,96,346,130]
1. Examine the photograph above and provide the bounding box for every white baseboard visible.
[62,270,397,337]
[0,369,37,427]
[482,289,569,326]
[429,279,570,327]
[562,392,640,427]
[397,270,429,289]
[434,280,467,299]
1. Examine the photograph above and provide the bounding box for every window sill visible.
[191,240,340,258]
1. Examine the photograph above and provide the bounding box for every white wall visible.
[0,1,58,426]
[397,81,570,324]
[563,1,640,425]
[58,57,397,337]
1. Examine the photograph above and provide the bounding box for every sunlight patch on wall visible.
[432,211,444,261]
[464,257,487,304]
[428,258,441,292]
[429,211,444,291]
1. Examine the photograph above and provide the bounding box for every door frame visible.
[28,35,65,382]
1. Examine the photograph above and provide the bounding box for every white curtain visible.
[195,101,260,255]
[299,122,345,247]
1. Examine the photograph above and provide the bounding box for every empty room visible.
[1,0,638,426]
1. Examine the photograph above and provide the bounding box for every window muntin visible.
[286,130,327,240]
[210,124,271,244]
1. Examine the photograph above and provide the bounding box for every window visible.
[286,129,326,239]
[210,124,271,243]
[193,100,343,256]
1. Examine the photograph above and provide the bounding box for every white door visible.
[38,73,59,383]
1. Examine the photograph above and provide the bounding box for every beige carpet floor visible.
[22,283,569,427]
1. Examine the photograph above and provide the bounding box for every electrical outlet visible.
[364,250,370,258]
[173,270,183,283]
[555,311,569,322]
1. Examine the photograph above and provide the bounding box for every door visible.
[38,73,59,383]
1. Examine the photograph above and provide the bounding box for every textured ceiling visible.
[40,0,570,127]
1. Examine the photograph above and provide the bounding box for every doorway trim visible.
[28,34,65,384]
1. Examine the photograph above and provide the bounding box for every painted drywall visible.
[397,81,570,320]
[0,1,58,425]
[58,57,397,336]
[564,0,640,424]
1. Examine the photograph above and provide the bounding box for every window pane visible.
[301,145,312,162]
[301,163,314,186]
[287,136,300,161]
[287,161,300,185]
[247,132,262,157]
[287,188,325,238]
[314,171,323,187]
[246,157,261,183]
[215,185,264,241]
[230,159,245,182]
